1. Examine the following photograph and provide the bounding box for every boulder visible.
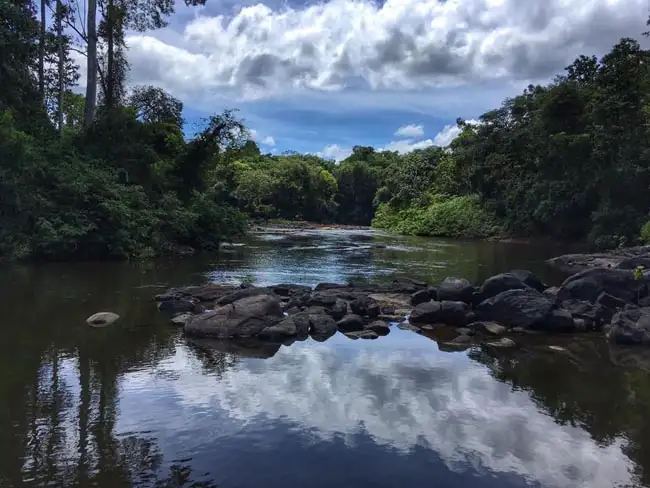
[330,298,348,320]
[440,301,471,326]
[606,308,650,346]
[290,313,312,337]
[337,314,365,332]
[410,289,431,306]
[86,312,120,327]
[473,273,530,304]
[476,288,554,329]
[427,286,439,300]
[470,321,507,336]
[308,313,337,341]
[616,256,650,270]
[259,318,297,340]
[509,269,547,292]
[541,308,576,333]
[315,282,347,291]
[270,284,312,297]
[349,296,380,318]
[409,301,442,324]
[158,299,197,315]
[365,320,391,336]
[216,287,272,306]
[308,292,339,307]
[560,298,610,330]
[185,294,283,339]
[557,268,647,304]
[437,277,474,303]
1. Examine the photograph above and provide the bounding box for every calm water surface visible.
[1,228,649,488]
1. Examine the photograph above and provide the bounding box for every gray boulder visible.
[606,308,650,346]
[438,277,474,303]
[185,294,283,339]
[474,273,530,304]
[337,314,365,332]
[259,317,297,340]
[476,288,554,329]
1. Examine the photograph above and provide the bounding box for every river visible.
[1,227,648,488]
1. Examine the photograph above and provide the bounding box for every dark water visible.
[1,228,649,488]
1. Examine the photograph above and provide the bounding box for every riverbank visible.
[154,265,650,350]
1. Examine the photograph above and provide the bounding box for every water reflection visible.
[0,229,646,487]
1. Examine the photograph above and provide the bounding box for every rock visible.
[486,337,517,348]
[606,307,650,346]
[395,308,412,317]
[560,298,609,329]
[215,287,272,306]
[440,301,471,326]
[308,292,339,308]
[474,273,530,304]
[330,298,348,321]
[410,289,431,306]
[616,256,650,270]
[427,286,439,300]
[271,284,312,297]
[542,308,576,333]
[573,318,587,331]
[308,313,337,340]
[378,314,403,322]
[596,292,628,311]
[470,321,507,336]
[259,317,297,340]
[315,282,347,291]
[409,301,442,324]
[170,312,193,326]
[437,277,474,303]
[557,268,647,304]
[285,292,310,309]
[476,288,554,329]
[365,320,390,336]
[455,327,474,336]
[185,295,283,339]
[345,330,379,340]
[158,299,196,315]
[337,314,365,332]
[509,269,548,292]
[86,312,120,327]
[546,246,650,273]
[397,322,421,333]
[349,296,380,318]
[291,313,312,337]
[543,287,560,304]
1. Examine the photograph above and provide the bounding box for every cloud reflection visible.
[119,333,635,488]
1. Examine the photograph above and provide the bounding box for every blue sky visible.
[70,0,649,160]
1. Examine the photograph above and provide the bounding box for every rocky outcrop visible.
[547,245,650,274]
[154,265,650,349]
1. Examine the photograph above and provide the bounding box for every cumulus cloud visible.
[260,135,276,146]
[382,138,435,153]
[317,144,353,162]
[395,124,424,138]
[432,119,480,147]
[122,0,647,103]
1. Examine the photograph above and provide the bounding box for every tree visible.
[127,85,183,127]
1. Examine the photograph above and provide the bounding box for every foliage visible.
[372,195,499,239]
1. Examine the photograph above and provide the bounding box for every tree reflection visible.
[467,337,650,487]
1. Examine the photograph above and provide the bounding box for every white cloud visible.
[432,119,480,147]
[122,0,647,104]
[260,135,276,146]
[317,144,353,162]
[395,124,424,138]
[382,138,435,153]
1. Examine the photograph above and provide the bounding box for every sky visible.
[83,0,650,160]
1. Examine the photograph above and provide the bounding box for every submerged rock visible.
[345,330,379,340]
[606,308,650,346]
[86,312,120,327]
[337,314,365,332]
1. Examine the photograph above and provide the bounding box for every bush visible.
[372,194,500,238]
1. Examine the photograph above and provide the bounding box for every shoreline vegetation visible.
[2,0,650,263]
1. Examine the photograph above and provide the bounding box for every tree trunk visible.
[84,0,97,127]
[39,0,45,100]
[106,0,114,110]
[56,0,64,135]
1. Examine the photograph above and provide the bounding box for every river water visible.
[1,227,649,488]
